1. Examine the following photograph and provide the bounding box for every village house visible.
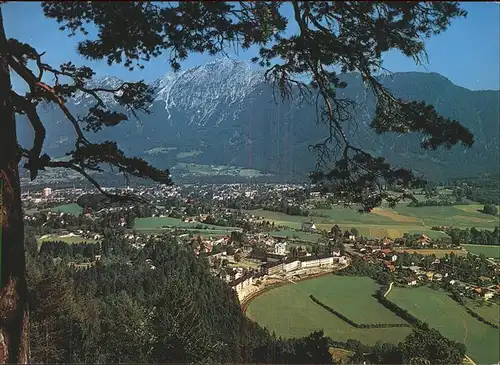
[483,291,495,300]
[274,242,287,255]
[234,271,243,281]
[318,255,335,266]
[298,254,338,268]
[379,248,392,257]
[473,287,483,296]
[301,221,317,233]
[299,255,321,268]
[264,237,277,247]
[230,272,256,294]
[282,259,301,272]
[434,273,443,281]
[337,256,348,265]
[416,234,432,246]
[206,251,227,265]
[382,237,393,246]
[261,261,282,275]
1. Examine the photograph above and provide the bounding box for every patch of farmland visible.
[387,286,500,364]
[246,275,411,345]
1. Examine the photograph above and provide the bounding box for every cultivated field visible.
[43,203,83,215]
[387,286,500,364]
[130,227,234,237]
[393,248,467,258]
[184,228,235,236]
[393,205,498,230]
[246,276,412,345]
[267,229,323,243]
[462,244,500,259]
[245,201,497,239]
[37,234,97,245]
[134,217,240,234]
[464,299,500,327]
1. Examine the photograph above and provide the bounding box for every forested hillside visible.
[26,228,466,364]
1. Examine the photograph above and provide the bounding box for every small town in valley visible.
[23,180,500,365]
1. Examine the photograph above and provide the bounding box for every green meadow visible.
[462,244,500,259]
[387,286,500,364]
[247,276,411,345]
[243,201,497,239]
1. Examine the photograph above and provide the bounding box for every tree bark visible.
[0,7,29,364]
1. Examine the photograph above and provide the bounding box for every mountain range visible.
[16,58,499,183]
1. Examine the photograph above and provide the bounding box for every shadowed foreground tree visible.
[0,1,474,362]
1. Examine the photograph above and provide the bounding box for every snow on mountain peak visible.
[71,59,266,126]
[152,58,264,124]
[73,75,125,107]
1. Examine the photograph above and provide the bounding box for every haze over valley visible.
[17,58,500,184]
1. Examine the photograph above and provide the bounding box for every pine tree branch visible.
[46,160,151,205]
[7,54,90,147]
[10,91,46,180]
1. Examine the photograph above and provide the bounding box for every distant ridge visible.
[16,59,500,181]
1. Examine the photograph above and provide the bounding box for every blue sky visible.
[3,1,499,90]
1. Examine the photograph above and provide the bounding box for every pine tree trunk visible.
[0,7,29,364]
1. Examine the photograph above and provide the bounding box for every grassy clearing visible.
[312,207,415,225]
[393,205,498,230]
[455,204,500,214]
[134,216,240,232]
[387,286,500,364]
[245,203,495,239]
[462,244,500,259]
[184,228,234,236]
[371,208,421,223]
[246,275,411,345]
[464,299,500,326]
[246,209,311,224]
[129,227,234,236]
[37,234,97,247]
[135,216,196,228]
[320,225,449,240]
[268,229,323,243]
[44,203,83,215]
[393,248,467,258]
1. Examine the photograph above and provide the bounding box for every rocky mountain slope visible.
[16,58,499,182]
